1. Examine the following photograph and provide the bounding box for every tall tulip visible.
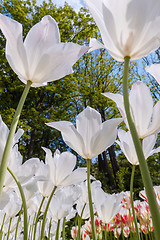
[46,106,122,240]
[0,14,88,202]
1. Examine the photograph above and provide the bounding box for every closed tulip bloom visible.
[0,14,88,87]
[85,0,160,61]
[103,81,160,139]
[46,106,122,159]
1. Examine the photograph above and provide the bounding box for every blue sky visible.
[37,0,85,12]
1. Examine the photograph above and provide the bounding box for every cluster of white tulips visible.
[1,0,160,239]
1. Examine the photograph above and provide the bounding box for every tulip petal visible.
[117,130,139,165]
[102,92,125,117]
[146,101,160,137]
[88,38,105,53]
[143,134,157,159]
[146,64,160,85]
[61,168,87,186]
[55,152,76,186]
[76,106,102,156]
[129,81,153,138]
[0,14,28,80]
[28,42,88,87]
[85,0,160,61]
[24,16,60,80]
[91,118,122,158]
[46,121,85,158]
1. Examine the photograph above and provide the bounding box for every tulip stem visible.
[40,186,57,239]
[104,224,107,240]
[15,207,22,240]
[77,203,86,240]
[123,56,160,240]
[7,167,28,240]
[130,165,140,240]
[33,196,45,240]
[62,217,66,240]
[87,159,97,240]
[55,219,61,240]
[0,80,32,199]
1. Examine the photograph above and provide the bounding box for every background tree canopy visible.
[0,0,159,195]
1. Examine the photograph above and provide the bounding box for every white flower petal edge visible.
[46,121,85,158]
[146,64,160,85]
[88,38,105,53]
[0,14,88,87]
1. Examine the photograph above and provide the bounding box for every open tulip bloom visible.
[103,81,160,139]
[116,130,160,166]
[0,14,88,87]
[85,0,160,61]
[46,106,122,159]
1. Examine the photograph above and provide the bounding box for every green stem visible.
[55,219,61,240]
[87,159,97,240]
[40,186,57,239]
[77,216,81,240]
[15,208,22,240]
[104,224,107,240]
[0,80,32,198]
[123,56,160,240]
[6,217,12,240]
[62,217,66,240]
[77,203,86,240]
[130,165,141,240]
[33,196,45,240]
[0,213,6,240]
[7,167,28,240]
[48,218,52,239]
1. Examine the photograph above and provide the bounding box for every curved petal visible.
[102,92,125,117]
[129,81,153,138]
[143,134,157,159]
[90,118,122,158]
[29,42,88,86]
[117,130,139,165]
[0,14,28,80]
[146,64,160,85]
[85,0,119,58]
[61,168,87,186]
[146,101,160,137]
[88,38,105,53]
[24,15,60,80]
[76,106,102,156]
[46,121,85,158]
[55,152,76,186]
[42,147,57,185]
